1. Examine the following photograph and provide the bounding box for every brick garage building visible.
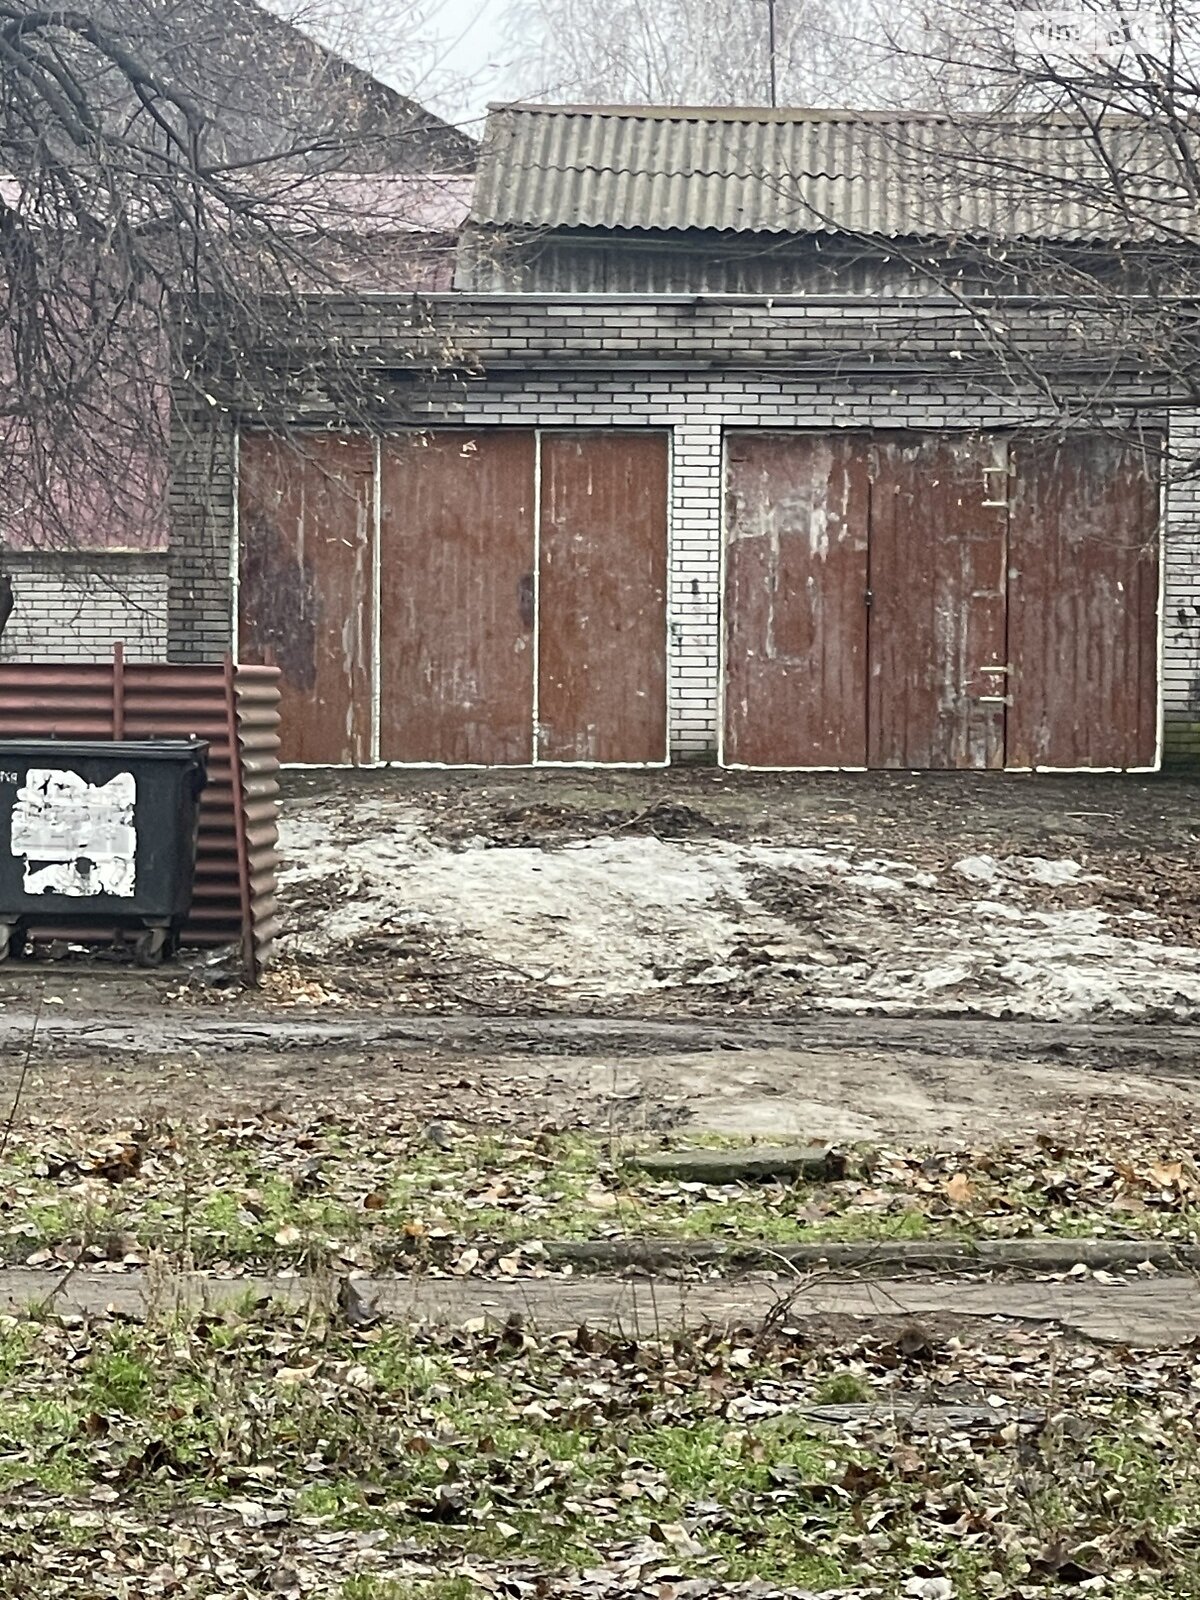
[36,106,1200,768]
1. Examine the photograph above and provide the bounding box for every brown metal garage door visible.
[538,432,668,763]
[867,435,1008,770]
[238,434,374,766]
[724,434,869,767]
[239,428,669,765]
[1007,435,1160,769]
[379,430,537,765]
[723,430,1159,770]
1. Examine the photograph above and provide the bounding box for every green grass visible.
[4,1125,1200,1271]
[341,1582,477,1600]
[0,1307,1194,1595]
[812,1371,872,1405]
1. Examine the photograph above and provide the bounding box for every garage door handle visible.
[977,695,1012,705]
[517,573,534,630]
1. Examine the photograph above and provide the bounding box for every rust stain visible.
[242,507,320,692]
[724,432,870,767]
[238,433,373,766]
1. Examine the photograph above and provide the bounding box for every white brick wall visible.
[0,564,169,663]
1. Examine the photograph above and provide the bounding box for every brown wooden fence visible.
[0,650,281,977]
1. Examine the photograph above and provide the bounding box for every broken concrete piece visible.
[627,1144,840,1184]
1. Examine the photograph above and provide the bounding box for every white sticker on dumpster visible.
[11,769,136,897]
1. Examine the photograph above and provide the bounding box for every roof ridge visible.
[484,102,1146,127]
[487,103,953,121]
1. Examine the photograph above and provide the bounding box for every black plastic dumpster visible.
[0,738,208,964]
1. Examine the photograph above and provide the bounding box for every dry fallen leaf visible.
[944,1171,974,1205]
[1149,1161,1183,1188]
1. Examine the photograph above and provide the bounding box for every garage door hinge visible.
[864,589,873,608]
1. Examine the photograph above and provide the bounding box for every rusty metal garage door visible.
[723,430,1159,770]
[239,428,670,766]
[538,432,668,763]
[378,428,668,765]
[1007,435,1160,770]
[238,434,374,766]
[379,430,537,765]
[867,435,1008,770]
[724,434,869,767]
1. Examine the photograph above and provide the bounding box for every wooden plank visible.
[238,433,373,766]
[537,432,669,763]
[1007,435,1159,769]
[723,432,870,767]
[378,429,536,765]
[867,435,1008,769]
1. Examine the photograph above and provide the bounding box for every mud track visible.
[1,1007,1195,1074]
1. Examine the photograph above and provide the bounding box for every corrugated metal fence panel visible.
[0,654,280,974]
[233,666,283,975]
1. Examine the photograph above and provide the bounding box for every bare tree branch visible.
[0,0,474,558]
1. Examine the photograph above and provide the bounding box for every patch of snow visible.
[276,799,1200,1022]
[954,855,1001,884]
[1022,856,1095,886]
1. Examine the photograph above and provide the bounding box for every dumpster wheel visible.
[133,926,168,967]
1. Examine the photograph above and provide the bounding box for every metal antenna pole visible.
[768,0,778,106]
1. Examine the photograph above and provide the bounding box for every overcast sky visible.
[271,0,525,131]
[425,0,514,125]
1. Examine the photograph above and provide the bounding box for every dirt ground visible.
[271,768,1200,1021]
[0,768,1198,1145]
[0,1005,1195,1148]
[2,773,1199,1600]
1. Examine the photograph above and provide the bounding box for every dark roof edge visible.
[483,101,1142,128]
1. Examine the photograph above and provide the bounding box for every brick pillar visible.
[668,421,722,760]
[167,412,235,662]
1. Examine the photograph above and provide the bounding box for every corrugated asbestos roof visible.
[471,104,1190,241]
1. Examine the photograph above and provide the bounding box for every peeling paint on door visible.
[238,434,374,766]
[724,433,870,767]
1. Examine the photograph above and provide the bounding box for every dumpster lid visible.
[0,738,209,762]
